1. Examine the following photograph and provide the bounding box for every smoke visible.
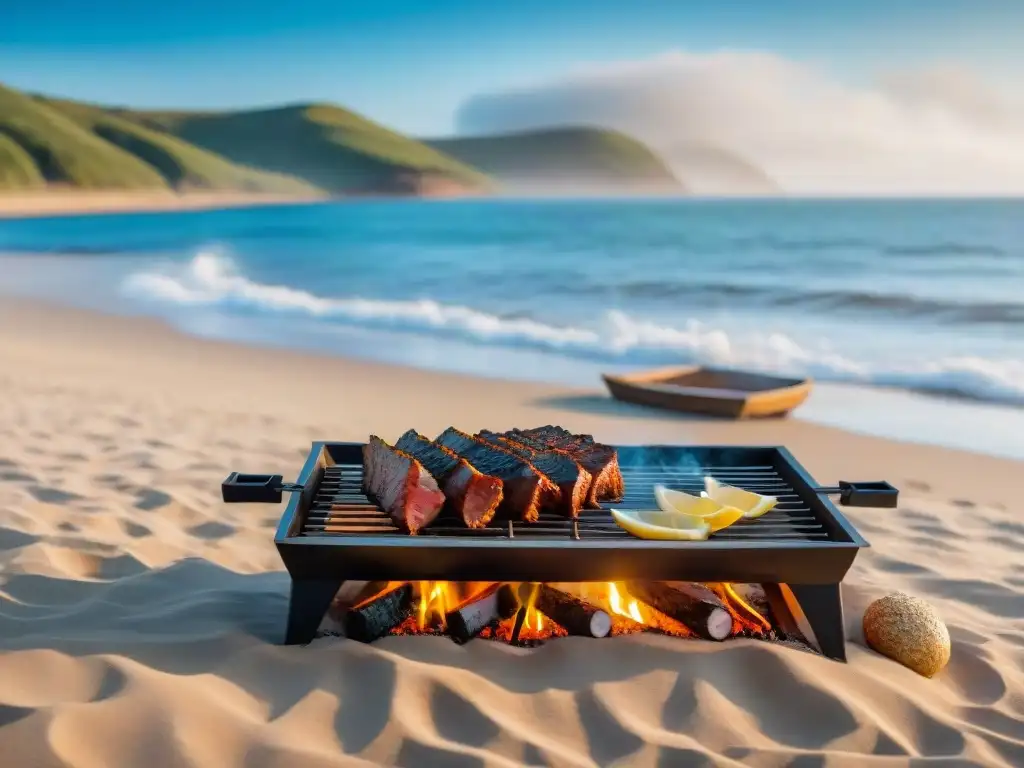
[456,51,1024,195]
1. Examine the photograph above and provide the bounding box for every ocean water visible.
[1,198,1021,457]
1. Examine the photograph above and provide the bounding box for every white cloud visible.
[456,51,1024,194]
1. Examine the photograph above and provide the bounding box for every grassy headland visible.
[426,126,683,192]
[1,83,687,199]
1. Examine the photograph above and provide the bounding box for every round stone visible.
[862,592,950,677]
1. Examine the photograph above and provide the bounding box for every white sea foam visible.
[121,252,1024,407]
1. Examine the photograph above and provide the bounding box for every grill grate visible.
[300,463,829,542]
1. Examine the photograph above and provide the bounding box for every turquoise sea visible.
[1,197,1021,458]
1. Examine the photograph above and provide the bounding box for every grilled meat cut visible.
[394,429,503,528]
[509,426,624,503]
[477,430,591,517]
[362,435,445,534]
[434,427,557,522]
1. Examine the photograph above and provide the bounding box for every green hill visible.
[40,97,320,195]
[0,133,45,189]
[1,83,683,197]
[426,127,683,192]
[1,84,490,195]
[119,103,492,195]
[0,84,170,190]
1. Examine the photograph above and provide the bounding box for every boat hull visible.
[602,367,812,419]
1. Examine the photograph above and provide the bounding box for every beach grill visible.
[223,442,897,661]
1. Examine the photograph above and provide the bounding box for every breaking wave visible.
[120,253,1024,407]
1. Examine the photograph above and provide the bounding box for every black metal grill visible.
[302,463,830,542]
[222,439,897,660]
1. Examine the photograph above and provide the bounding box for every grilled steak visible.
[478,430,591,517]
[362,435,445,534]
[509,426,624,503]
[395,429,503,528]
[434,427,556,522]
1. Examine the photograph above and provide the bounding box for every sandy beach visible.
[0,191,328,220]
[0,296,1021,767]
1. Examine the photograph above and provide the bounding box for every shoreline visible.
[0,190,333,219]
[0,255,1020,461]
[7,192,1022,222]
[1,293,1022,766]
[1,295,1019,498]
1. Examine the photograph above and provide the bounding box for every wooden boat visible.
[602,365,812,419]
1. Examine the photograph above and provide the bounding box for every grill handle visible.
[222,473,303,504]
[815,481,898,508]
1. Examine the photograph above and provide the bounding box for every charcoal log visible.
[445,585,503,644]
[533,583,611,638]
[628,581,733,641]
[725,583,774,631]
[497,583,521,620]
[508,582,534,645]
[344,583,414,642]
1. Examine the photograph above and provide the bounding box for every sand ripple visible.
[1,310,1023,767]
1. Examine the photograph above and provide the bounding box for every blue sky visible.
[1,0,1021,136]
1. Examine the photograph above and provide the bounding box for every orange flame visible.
[520,583,550,634]
[388,580,772,642]
[713,583,772,635]
[607,582,646,624]
[416,581,453,631]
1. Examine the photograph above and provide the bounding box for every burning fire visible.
[417,580,451,631]
[607,582,645,624]
[719,583,772,634]
[388,580,772,642]
[515,583,560,640]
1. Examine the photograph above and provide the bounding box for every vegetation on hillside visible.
[41,98,321,195]
[427,127,683,190]
[0,133,45,189]
[1,82,689,197]
[0,84,169,190]
[122,104,492,194]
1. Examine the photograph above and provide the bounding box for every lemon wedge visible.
[654,484,723,517]
[654,483,746,532]
[610,508,712,541]
[703,476,778,519]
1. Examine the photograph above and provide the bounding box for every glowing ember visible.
[377,580,778,645]
[711,583,773,637]
[514,582,561,641]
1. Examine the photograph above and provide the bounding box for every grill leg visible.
[284,578,345,645]
[765,583,847,661]
[790,583,846,661]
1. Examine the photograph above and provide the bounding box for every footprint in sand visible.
[906,479,932,493]
[951,499,976,509]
